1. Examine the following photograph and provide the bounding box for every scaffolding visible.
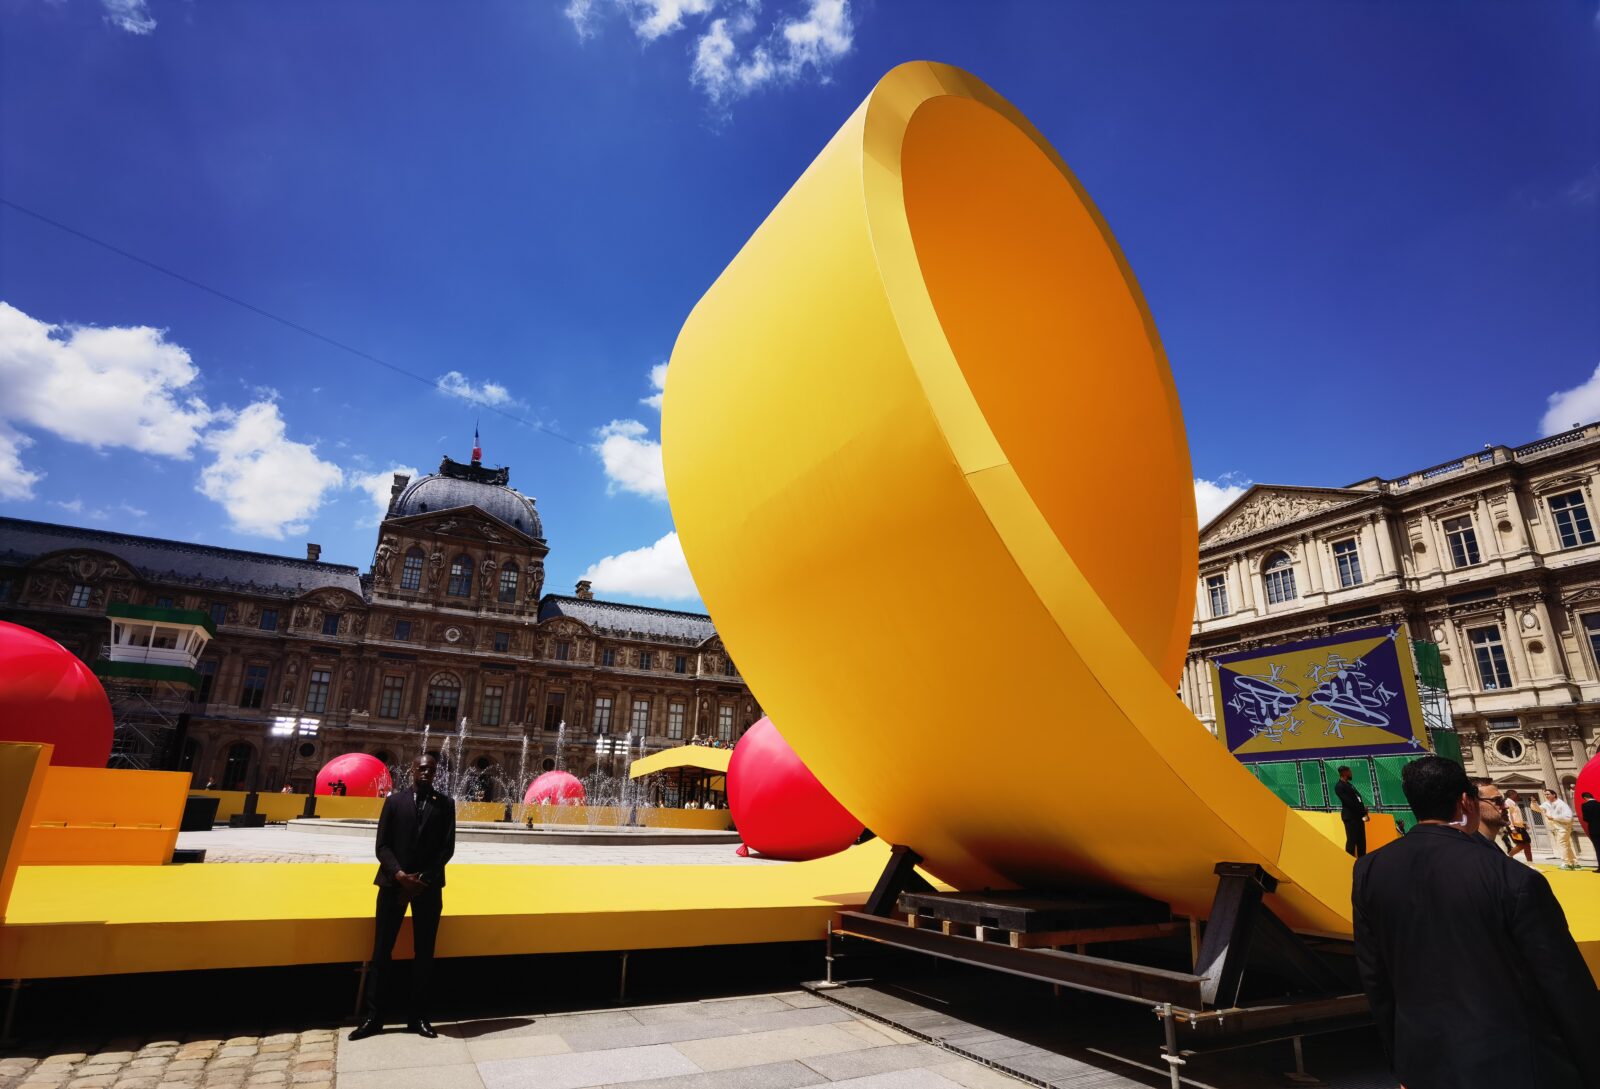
[93,603,215,772]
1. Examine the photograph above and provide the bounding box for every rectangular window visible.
[632,698,651,733]
[68,583,92,608]
[674,655,687,674]
[543,691,566,731]
[210,602,227,625]
[1333,539,1364,587]
[724,658,737,677]
[321,612,340,635]
[260,608,278,631]
[1206,574,1229,618]
[195,659,217,704]
[493,631,510,653]
[1584,615,1600,678]
[717,705,734,740]
[1486,716,1519,732]
[1264,563,1296,605]
[379,676,405,718]
[305,669,331,714]
[555,640,570,661]
[640,651,652,670]
[1468,625,1512,690]
[668,701,686,739]
[400,552,423,591]
[1443,516,1480,568]
[240,664,269,709]
[394,619,412,641]
[498,567,519,603]
[1550,491,1596,548]
[155,595,173,608]
[481,685,504,727]
[424,681,460,722]
[602,648,616,667]
[593,696,613,733]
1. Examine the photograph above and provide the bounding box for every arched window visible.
[447,554,474,597]
[424,673,461,722]
[221,742,253,790]
[400,548,425,590]
[1262,552,1297,605]
[499,561,519,603]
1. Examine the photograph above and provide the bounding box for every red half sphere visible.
[0,621,113,768]
[315,752,393,797]
[525,770,585,806]
[729,717,862,860]
[1576,753,1600,834]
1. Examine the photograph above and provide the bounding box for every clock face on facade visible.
[444,626,462,644]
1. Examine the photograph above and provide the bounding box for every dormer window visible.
[447,555,473,597]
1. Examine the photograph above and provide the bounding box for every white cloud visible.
[436,370,513,406]
[0,424,42,501]
[50,498,84,514]
[1195,475,1251,527]
[642,361,668,411]
[565,0,600,39]
[102,0,155,34]
[580,530,699,600]
[197,402,344,539]
[349,464,422,526]
[0,301,215,462]
[594,419,666,499]
[630,0,717,41]
[1540,362,1600,436]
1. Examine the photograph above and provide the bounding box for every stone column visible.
[1300,537,1324,595]
[1235,554,1256,614]
[1502,607,1533,686]
[1466,728,1487,775]
[1532,726,1561,792]
[1476,494,1499,560]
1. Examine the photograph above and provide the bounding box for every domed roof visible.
[390,456,544,540]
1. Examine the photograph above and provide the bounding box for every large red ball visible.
[729,717,862,860]
[1576,753,1600,834]
[526,770,585,806]
[0,621,113,767]
[315,752,393,797]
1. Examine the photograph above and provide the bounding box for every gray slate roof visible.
[539,595,717,645]
[391,474,544,540]
[0,517,364,600]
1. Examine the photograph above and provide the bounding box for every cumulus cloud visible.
[642,361,668,411]
[1195,475,1251,528]
[102,0,155,34]
[349,464,423,526]
[580,530,700,600]
[436,370,514,406]
[197,402,344,540]
[594,419,666,499]
[1540,362,1600,437]
[571,0,855,108]
[0,424,42,501]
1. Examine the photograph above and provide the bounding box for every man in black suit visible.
[1353,756,1599,1089]
[1334,765,1369,857]
[1582,791,1600,873]
[350,753,455,1040]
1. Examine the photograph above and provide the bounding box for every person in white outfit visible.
[1532,788,1581,870]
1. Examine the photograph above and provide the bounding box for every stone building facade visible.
[1180,424,1600,802]
[0,454,759,794]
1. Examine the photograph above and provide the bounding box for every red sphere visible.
[1576,753,1600,834]
[525,770,585,806]
[0,621,113,767]
[729,717,862,860]
[315,753,392,797]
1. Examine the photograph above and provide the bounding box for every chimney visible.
[388,473,411,515]
[575,580,593,600]
[307,543,322,563]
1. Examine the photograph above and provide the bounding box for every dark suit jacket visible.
[1352,823,1599,1089]
[373,785,456,889]
[1581,798,1600,837]
[1334,777,1368,819]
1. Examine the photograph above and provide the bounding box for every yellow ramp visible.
[630,745,732,779]
[661,58,1597,959]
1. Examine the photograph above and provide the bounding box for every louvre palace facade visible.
[0,452,758,794]
[1180,423,1600,802]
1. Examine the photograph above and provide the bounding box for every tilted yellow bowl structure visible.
[661,61,1591,944]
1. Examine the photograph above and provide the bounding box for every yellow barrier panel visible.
[1,742,51,920]
[307,795,385,820]
[661,58,1596,964]
[22,767,189,866]
[1296,810,1402,855]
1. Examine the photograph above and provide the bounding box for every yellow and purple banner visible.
[1210,624,1430,762]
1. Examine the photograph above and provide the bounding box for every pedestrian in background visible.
[1581,791,1600,874]
[1473,777,1507,847]
[1532,789,1581,870]
[1504,789,1534,862]
[1352,756,1599,1088]
[1335,765,1370,858]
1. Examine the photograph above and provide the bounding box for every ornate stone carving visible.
[373,536,398,580]
[1206,492,1355,544]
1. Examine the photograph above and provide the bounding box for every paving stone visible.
[65,1077,118,1089]
[672,1023,873,1073]
[559,1017,745,1054]
[221,1041,257,1049]
[835,1021,911,1048]
[462,1034,572,1063]
[826,1071,966,1089]
[477,1044,697,1089]
[90,1055,134,1066]
[112,1078,160,1089]
[127,1059,168,1070]
[74,1067,122,1079]
[928,1060,1030,1089]
[257,1044,294,1055]
[336,1031,470,1073]
[260,1037,296,1047]
[695,996,792,1019]
[599,1060,829,1089]
[247,1062,287,1074]
[163,1062,204,1073]
[203,1060,249,1071]
[42,1056,88,1066]
[776,992,830,1010]
[244,1074,286,1085]
[288,1076,332,1087]
[212,1051,255,1061]
[725,1006,855,1034]
[337,1064,484,1089]
[801,1043,949,1081]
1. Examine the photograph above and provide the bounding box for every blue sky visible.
[1,1,1596,607]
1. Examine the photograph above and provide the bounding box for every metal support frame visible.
[862,845,932,916]
[353,961,370,1020]
[1193,863,1344,1008]
[2,978,21,1046]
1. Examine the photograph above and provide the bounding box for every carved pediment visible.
[1202,487,1365,545]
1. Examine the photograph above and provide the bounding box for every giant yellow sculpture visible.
[662,60,1565,940]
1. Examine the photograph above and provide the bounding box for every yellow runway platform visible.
[0,841,891,980]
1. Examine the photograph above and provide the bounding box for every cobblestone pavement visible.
[176,828,779,867]
[0,1030,337,1089]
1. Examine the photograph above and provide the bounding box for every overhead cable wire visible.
[0,196,584,449]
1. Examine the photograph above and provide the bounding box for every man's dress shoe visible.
[408,1020,438,1038]
[348,1020,383,1041]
